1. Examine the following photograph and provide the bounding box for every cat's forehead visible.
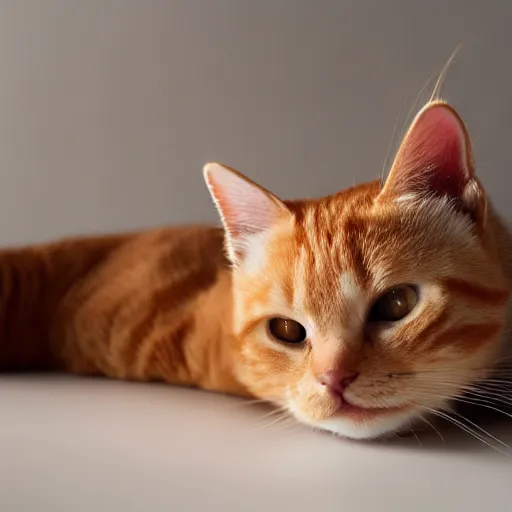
[289,203,374,326]
[240,180,480,331]
[289,182,387,283]
[283,183,477,321]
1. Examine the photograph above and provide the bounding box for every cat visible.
[1,100,511,440]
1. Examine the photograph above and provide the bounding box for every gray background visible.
[0,1,510,245]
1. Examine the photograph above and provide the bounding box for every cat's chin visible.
[286,394,422,440]
[305,407,420,440]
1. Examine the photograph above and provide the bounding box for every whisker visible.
[475,378,512,386]
[409,387,512,411]
[377,48,464,186]
[409,390,512,438]
[429,44,462,102]
[387,366,512,377]
[452,394,506,408]
[392,372,512,382]
[471,379,512,389]
[471,386,512,398]
[411,375,512,388]
[423,407,510,456]
[380,95,409,183]
[490,363,512,370]
[406,384,512,408]
[455,384,512,400]
[425,408,487,445]
[254,406,289,423]
[249,411,293,432]
[223,398,275,410]
[396,379,512,402]
[401,68,437,137]
[419,415,446,444]
[411,429,423,447]
[274,418,301,432]
[446,409,510,450]
[464,389,512,407]
[449,397,512,421]
[470,385,512,396]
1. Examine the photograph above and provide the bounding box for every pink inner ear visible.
[204,163,285,239]
[393,105,470,199]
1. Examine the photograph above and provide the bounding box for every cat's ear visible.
[379,101,486,225]
[203,162,291,264]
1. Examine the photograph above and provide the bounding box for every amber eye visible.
[369,285,419,323]
[268,318,307,344]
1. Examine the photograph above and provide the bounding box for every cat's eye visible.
[369,285,419,323]
[268,318,307,344]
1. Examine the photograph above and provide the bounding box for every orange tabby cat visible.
[1,101,511,439]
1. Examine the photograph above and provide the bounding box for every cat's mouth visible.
[291,394,417,439]
[332,397,407,421]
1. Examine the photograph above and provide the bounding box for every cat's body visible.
[2,101,512,440]
[0,226,247,396]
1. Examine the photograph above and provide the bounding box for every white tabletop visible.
[1,375,511,512]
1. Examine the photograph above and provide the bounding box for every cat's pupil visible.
[369,285,418,322]
[268,318,307,344]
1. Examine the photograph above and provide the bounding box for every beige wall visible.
[0,1,510,244]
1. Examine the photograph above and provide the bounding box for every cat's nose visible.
[318,370,359,396]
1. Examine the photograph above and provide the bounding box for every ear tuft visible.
[203,162,289,263]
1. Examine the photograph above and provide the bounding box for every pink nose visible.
[319,370,359,396]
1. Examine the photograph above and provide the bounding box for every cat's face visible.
[205,102,511,439]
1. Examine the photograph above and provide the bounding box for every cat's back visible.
[102,224,228,287]
[53,225,233,382]
[63,224,228,304]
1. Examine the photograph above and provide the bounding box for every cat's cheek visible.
[234,336,301,403]
[286,374,341,423]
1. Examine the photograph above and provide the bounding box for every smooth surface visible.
[1,375,511,512]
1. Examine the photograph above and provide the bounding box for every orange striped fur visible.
[2,101,511,439]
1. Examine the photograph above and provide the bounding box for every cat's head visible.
[204,101,511,439]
